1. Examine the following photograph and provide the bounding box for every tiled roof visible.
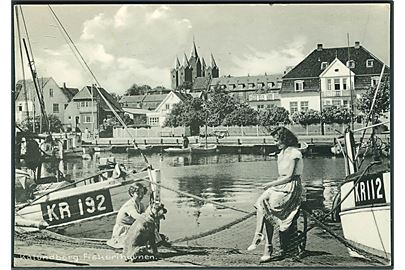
[15,77,51,100]
[61,87,79,101]
[119,95,145,104]
[75,86,123,112]
[192,77,211,91]
[172,91,192,102]
[210,74,283,86]
[283,45,389,79]
[142,94,168,102]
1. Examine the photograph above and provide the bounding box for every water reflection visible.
[37,153,346,238]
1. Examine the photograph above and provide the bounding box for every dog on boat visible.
[123,201,167,262]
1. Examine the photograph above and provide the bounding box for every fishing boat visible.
[191,143,218,153]
[336,66,391,262]
[163,147,191,154]
[16,165,152,232]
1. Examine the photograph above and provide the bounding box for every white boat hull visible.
[16,172,149,232]
[340,171,391,261]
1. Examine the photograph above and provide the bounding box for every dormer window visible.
[366,59,374,68]
[346,60,355,69]
[294,80,304,92]
[321,62,329,70]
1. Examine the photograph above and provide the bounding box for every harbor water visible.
[54,153,345,240]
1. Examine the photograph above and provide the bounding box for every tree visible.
[291,109,321,126]
[21,114,63,133]
[164,97,205,135]
[205,89,238,126]
[110,92,121,102]
[224,103,258,126]
[357,75,390,123]
[176,81,193,92]
[258,106,290,128]
[321,106,352,124]
[125,84,152,96]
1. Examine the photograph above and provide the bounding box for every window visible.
[334,79,340,90]
[68,116,71,120]
[49,88,53,97]
[294,80,304,92]
[257,105,265,109]
[259,94,266,101]
[371,76,379,87]
[149,117,159,126]
[327,79,332,90]
[346,60,355,69]
[366,59,374,68]
[323,99,332,107]
[321,62,329,70]
[53,104,59,113]
[342,78,347,90]
[165,104,170,110]
[258,82,265,88]
[300,101,309,111]
[343,100,349,108]
[267,82,275,88]
[290,102,298,113]
[332,100,342,107]
[85,116,92,123]
[18,104,23,111]
[228,84,235,90]
[237,83,245,89]
[248,83,255,89]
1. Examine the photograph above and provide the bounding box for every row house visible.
[281,42,389,115]
[64,85,123,132]
[15,77,78,125]
[119,92,192,127]
[209,74,283,108]
[146,91,191,127]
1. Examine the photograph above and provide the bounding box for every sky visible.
[13,3,390,95]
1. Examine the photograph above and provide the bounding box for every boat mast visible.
[15,7,30,124]
[347,33,354,130]
[22,38,49,133]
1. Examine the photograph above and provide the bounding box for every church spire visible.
[211,53,217,68]
[183,52,190,67]
[191,36,198,58]
[173,56,181,69]
[176,56,181,68]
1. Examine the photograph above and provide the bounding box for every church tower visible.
[170,39,219,90]
[170,56,181,89]
[206,53,219,78]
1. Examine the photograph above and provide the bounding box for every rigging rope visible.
[47,5,150,168]
[15,7,30,121]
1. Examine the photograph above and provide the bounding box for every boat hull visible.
[16,173,149,233]
[163,147,191,154]
[190,144,218,153]
[339,171,391,261]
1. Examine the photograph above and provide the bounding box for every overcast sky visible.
[13,3,390,95]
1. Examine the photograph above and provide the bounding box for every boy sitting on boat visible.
[107,183,148,249]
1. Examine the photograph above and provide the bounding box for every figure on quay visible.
[247,127,304,262]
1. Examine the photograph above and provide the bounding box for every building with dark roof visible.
[15,77,78,125]
[210,74,283,109]
[171,40,219,90]
[64,85,123,132]
[280,42,390,114]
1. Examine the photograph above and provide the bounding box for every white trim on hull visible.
[339,171,391,262]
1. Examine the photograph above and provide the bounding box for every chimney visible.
[354,41,360,49]
[63,82,66,88]
[317,44,323,51]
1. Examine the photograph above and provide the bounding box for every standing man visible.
[182,134,189,149]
